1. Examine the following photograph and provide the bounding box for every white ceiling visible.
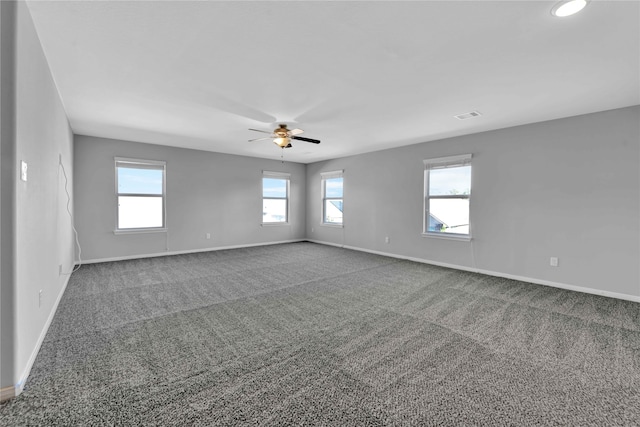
[26,0,640,164]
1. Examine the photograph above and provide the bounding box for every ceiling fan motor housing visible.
[275,124,289,137]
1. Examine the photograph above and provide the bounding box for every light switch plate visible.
[21,160,28,182]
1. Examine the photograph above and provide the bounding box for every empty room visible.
[1,0,639,425]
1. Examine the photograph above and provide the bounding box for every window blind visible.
[320,170,344,179]
[423,154,472,170]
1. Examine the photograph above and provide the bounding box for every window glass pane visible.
[263,178,287,198]
[263,199,287,222]
[324,199,343,224]
[324,177,343,198]
[118,196,163,229]
[428,198,469,234]
[429,166,471,196]
[118,167,163,195]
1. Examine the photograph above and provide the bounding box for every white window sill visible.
[321,223,344,228]
[261,222,290,226]
[421,232,471,242]
[114,228,167,235]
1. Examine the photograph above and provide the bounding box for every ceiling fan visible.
[249,124,321,148]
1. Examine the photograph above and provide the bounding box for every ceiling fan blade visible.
[292,136,321,144]
[248,137,272,142]
[249,128,273,134]
[285,143,293,148]
[289,128,304,136]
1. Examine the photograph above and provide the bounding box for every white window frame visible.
[423,154,472,241]
[321,170,344,227]
[114,157,167,234]
[262,171,290,225]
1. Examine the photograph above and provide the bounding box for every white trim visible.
[13,272,72,397]
[305,238,345,249]
[114,227,168,235]
[262,172,290,225]
[423,154,472,237]
[308,240,640,303]
[421,232,472,241]
[321,171,344,226]
[115,157,167,231]
[80,239,306,264]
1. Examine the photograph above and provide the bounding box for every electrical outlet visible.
[385,236,390,244]
[21,160,28,181]
[311,227,314,233]
[59,264,63,275]
[39,290,42,307]
[550,257,559,267]
[206,233,211,239]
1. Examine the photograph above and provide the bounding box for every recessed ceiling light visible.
[551,0,589,17]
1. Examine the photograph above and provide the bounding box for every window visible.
[321,170,344,225]
[424,154,472,238]
[262,171,290,224]
[115,158,166,231]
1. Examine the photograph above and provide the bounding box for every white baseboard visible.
[305,239,344,248]
[308,240,640,303]
[12,272,72,398]
[81,239,306,264]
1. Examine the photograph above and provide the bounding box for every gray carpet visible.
[2,242,640,426]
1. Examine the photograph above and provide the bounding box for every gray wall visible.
[1,1,75,393]
[307,106,640,298]
[74,135,306,261]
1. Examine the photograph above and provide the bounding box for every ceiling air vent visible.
[454,111,482,120]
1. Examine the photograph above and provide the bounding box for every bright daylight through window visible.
[262,172,290,224]
[424,154,471,238]
[115,158,166,231]
[321,170,344,225]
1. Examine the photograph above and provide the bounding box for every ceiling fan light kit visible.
[274,137,291,148]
